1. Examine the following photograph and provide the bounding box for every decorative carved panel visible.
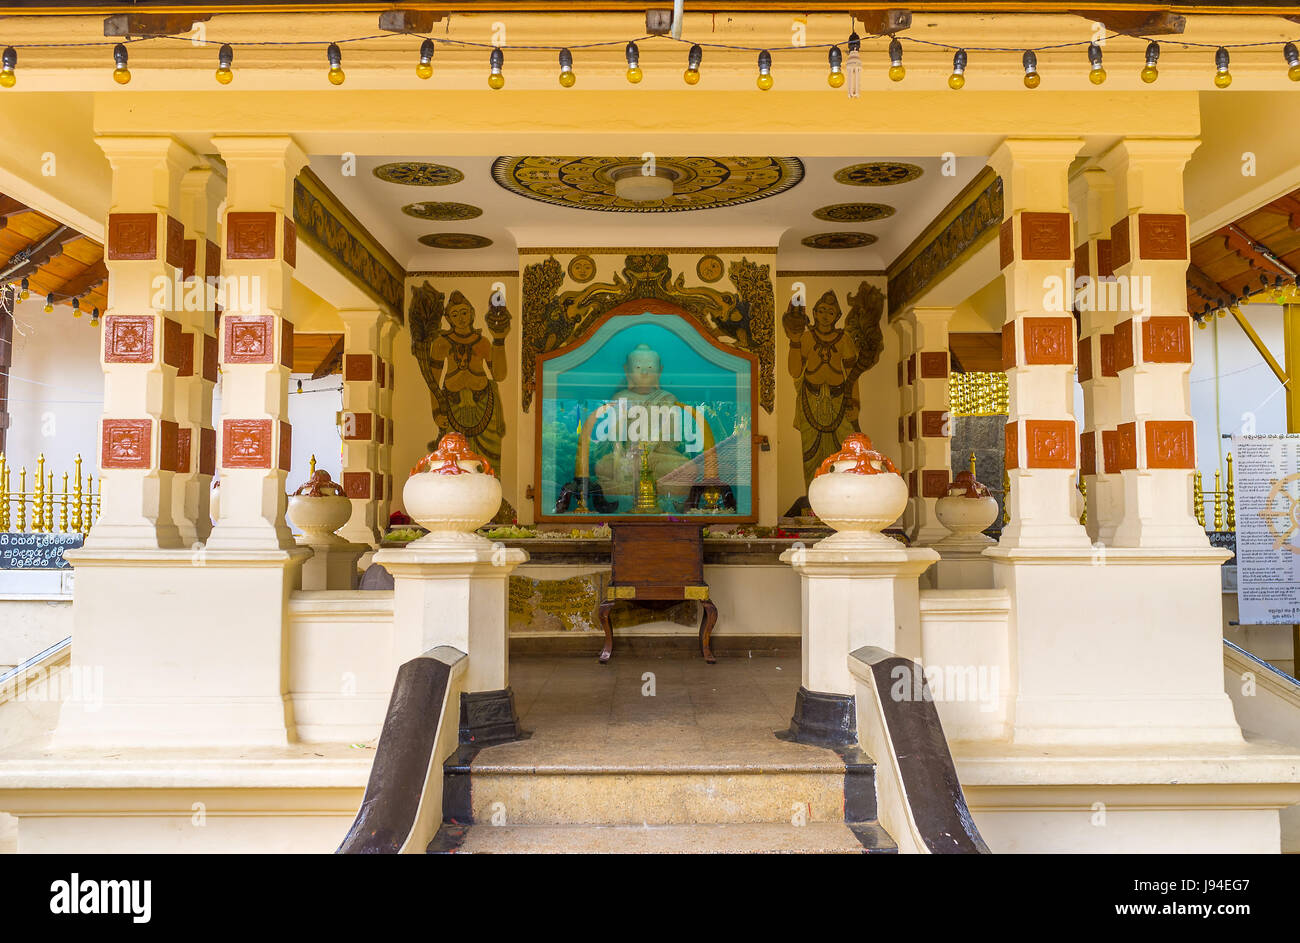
[1145,419,1195,469]
[205,239,220,281]
[159,419,180,472]
[896,361,903,387]
[920,410,948,437]
[177,331,194,377]
[1116,421,1137,470]
[226,211,278,260]
[1002,321,1016,370]
[175,427,192,475]
[199,427,216,475]
[376,416,386,444]
[102,418,152,469]
[280,318,294,368]
[379,360,387,389]
[161,317,185,370]
[999,219,1014,269]
[1099,332,1117,378]
[182,239,197,282]
[908,470,917,498]
[202,333,219,382]
[1074,243,1089,278]
[343,471,371,499]
[919,351,948,379]
[223,315,275,364]
[222,418,273,469]
[1141,316,1191,363]
[1022,317,1074,365]
[1019,212,1072,261]
[907,414,916,441]
[1095,239,1113,278]
[283,217,297,268]
[1113,319,1135,372]
[107,213,157,261]
[1081,430,1097,476]
[1102,429,1119,474]
[104,315,155,364]
[1109,216,1131,270]
[1005,421,1019,470]
[279,420,292,472]
[344,354,374,382]
[1077,335,1093,383]
[1137,213,1188,261]
[906,353,916,385]
[165,215,185,270]
[1024,419,1076,469]
[922,469,950,498]
[344,412,373,441]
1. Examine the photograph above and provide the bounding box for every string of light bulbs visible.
[4,279,101,324]
[2,27,1300,90]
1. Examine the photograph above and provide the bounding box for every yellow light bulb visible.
[1089,67,1106,85]
[20,288,29,300]
[1290,64,1300,81]
[827,71,844,88]
[1140,65,1158,83]
[1196,318,1208,330]
[948,72,965,90]
[215,67,233,85]
[328,67,345,86]
[43,302,53,314]
[73,307,82,319]
[683,68,700,85]
[1214,71,1232,89]
[757,73,773,91]
[559,70,575,87]
[888,64,905,82]
[416,61,433,80]
[488,72,504,90]
[0,71,14,89]
[626,66,643,84]
[113,67,131,85]
[1023,72,1040,89]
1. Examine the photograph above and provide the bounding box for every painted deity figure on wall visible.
[784,290,863,486]
[410,284,510,467]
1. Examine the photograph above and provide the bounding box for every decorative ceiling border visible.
[886,168,1003,317]
[776,270,887,278]
[518,246,778,255]
[293,168,406,321]
[407,270,520,278]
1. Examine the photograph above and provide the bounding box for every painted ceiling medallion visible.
[491,156,803,213]
[813,203,896,223]
[696,254,725,283]
[402,201,483,221]
[567,255,597,283]
[833,162,923,187]
[418,233,493,249]
[373,162,465,187]
[802,232,878,250]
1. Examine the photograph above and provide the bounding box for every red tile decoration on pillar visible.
[896,361,903,387]
[1137,213,1188,261]
[199,427,216,475]
[176,427,192,474]
[278,420,292,472]
[922,470,950,498]
[1099,333,1117,377]
[906,353,916,385]
[920,410,947,437]
[907,470,917,498]
[222,418,273,468]
[344,412,373,441]
[280,319,294,369]
[1110,217,1132,269]
[376,473,385,501]
[1116,422,1138,470]
[1022,317,1075,365]
[999,219,1014,269]
[182,239,197,282]
[1096,239,1113,278]
[165,216,185,270]
[1024,419,1076,469]
[1019,212,1072,260]
[1102,429,1119,473]
[907,414,916,441]
[1141,317,1192,363]
[283,217,297,268]
[107,213,158,260]
[202,334,219,382]
[1074,243,1089,278]
[376,416,386,444]
[344,354,373,382]
[102,419,152,469]
[1005,422,1019,470]
[223,315,275,364]
[386,474,393,502]
[1001,321,1016,370]
[1113,319,1135,372]
[1080,430,1097,476]
[104,315,155,363]
[1145,420,1196,468]
[205,240,220,282]
[161,317,185,369]
[919,351,948,378]
[897,417,904,443]
[379,361,387,388]
[226,212,278,259]
[343,472,371,499]
[159,419,180,472]
[178,332,194,377]
[1077,336,1093,382]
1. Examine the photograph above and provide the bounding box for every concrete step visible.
[429,821,897,854]
[444,747,878,826]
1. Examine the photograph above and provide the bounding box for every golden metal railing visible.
[0,453,100,537]
[949,372,1009,417]
[1194,453,1235,532]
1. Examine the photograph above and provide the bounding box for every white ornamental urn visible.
[402,433,501,545]
[933,470,1000,551]
[286,469,354,545]
[807,434,908,548]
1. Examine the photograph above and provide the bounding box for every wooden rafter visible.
[1187,263,1232,310]
[1265,194,1300,233]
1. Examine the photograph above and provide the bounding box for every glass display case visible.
[536,307,757,521]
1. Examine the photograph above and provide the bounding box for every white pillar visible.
[902,306,955,545]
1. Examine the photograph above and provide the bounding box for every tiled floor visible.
[483,651,841,771]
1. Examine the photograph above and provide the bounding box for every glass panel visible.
[539,310,754,518]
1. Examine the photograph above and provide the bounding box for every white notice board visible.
[1232,434,1300,625]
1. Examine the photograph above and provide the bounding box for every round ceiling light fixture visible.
[611,167,676,202]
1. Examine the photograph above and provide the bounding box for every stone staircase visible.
[427,653,897,854]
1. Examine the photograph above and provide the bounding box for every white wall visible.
[4,295,103,481]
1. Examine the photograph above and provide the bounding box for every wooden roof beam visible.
[377,10,443,35]
[104,13,212,39]
[311,335,345,380]
[1068,10,1185,36]
[854,9,912,35]
[50,260,108,302]
[1265,194,1300,232]
[1187,262,1232,310]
